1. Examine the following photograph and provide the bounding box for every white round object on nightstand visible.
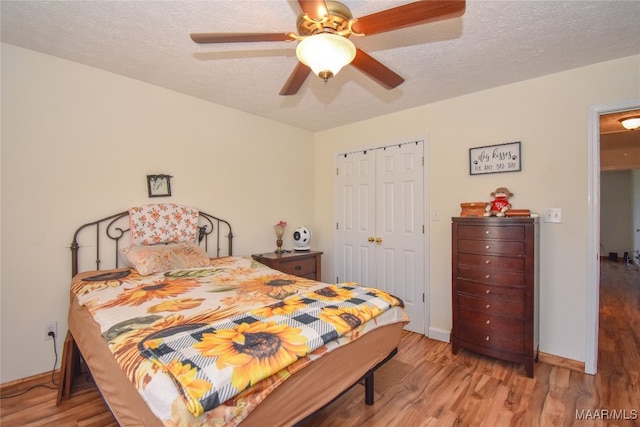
[292,226,311,251]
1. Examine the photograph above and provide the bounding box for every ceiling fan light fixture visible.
[619,116,640,130]
[296,33,356,82]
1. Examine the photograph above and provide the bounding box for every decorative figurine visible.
[484,187,513,217]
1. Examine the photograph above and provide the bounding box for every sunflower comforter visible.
[71,256,408,426]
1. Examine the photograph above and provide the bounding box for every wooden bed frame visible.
[56,208,401,425]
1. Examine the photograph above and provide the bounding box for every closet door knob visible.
[368,236,375,242]
[376,237,383,245]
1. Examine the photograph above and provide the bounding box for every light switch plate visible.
[543,208,562,223]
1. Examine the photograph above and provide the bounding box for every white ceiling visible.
[2,0,639,132]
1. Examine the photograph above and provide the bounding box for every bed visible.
[56,204,408,426]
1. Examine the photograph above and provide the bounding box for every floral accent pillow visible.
[121,243,210,275]
[129,204,199,246]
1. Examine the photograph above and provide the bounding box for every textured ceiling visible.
[1,0,639,132]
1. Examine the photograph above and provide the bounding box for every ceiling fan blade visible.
[297,0,329,21]
[351,0,466,36]
[279,62,312,96]
[351,49,404,90]
[190,33,295,44]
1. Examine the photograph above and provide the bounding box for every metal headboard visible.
[70,210,233,277]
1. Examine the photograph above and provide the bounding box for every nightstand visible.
[252,251,323,281]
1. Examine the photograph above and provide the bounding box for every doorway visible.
[586,98,640,374]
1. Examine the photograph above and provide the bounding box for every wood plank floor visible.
[1,260,638,426]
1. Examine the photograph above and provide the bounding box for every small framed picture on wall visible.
[147,174,172,197]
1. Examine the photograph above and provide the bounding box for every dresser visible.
[451,217,539,377]
[252,251,323,281]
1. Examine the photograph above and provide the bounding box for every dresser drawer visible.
[456,280,525,302]
[456,308,524,336]
[252,251,322,281]
[457,225,525,241]
[278,257,317,277]
[457,239,525,256]
[456,266,525,287]
[456,292,525,317]
[455,312,525,355]
[457,253,525,272]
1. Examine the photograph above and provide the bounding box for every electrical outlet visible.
[44,321,57,341]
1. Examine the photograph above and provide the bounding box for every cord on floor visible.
[0,332,59,399]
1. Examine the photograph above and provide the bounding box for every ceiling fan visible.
[190,0,466,96]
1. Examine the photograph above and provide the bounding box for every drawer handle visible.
[295,266,302,271]
[485,274,490,279]
[485,336,490,341]
[485,304,490,309]
[486,319,491,325]
[485,260,490,264]
[485,289,490,294]
[485,230,490,235]
[485,245,490,249]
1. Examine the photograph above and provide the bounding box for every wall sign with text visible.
[469,141,521,175]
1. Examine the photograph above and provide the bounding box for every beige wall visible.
[0,43,315,382]
[634,170,640,251]
[313,55,640,362]
[2,42,639,382]
[600,170,634,256]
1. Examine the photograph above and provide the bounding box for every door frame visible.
[586,98,640,375]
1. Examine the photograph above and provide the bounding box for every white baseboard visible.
[428,327,450,343]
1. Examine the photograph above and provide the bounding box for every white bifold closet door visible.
[335,141,426,334]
